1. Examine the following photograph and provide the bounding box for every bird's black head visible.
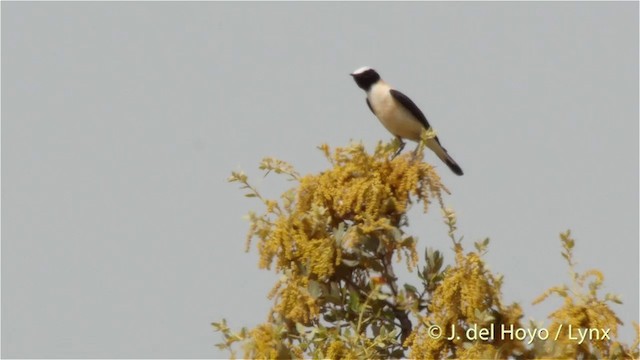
[350,67,381,91]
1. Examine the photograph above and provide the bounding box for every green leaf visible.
[371,323,381,337]
[295,322,307,335]
[325,282,342,304]
[363,236,380,253]
[404,283,418,294]
[308,280,323,299]
[349,290,361,312]
[341,258,360,267]
[366,259,384,272]
[391,349,406,358]
[390,227,402,242]
[379,325,388,336]
[333,222,346,245]
[401,236,415,247]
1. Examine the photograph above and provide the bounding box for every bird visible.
[350,66,463,176]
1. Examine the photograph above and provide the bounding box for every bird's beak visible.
[349,73,355,77]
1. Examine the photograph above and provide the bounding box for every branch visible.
[381,250,412,344]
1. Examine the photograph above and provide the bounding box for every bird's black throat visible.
[351,69,381,91]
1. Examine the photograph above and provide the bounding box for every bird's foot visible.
[391,139,406,160]
[410,144,422,161]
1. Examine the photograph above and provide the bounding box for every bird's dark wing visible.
[390,89,431,129]
[390,89,444,146]
[366,98,375,115]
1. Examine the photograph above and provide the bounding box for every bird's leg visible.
[412,143,422,159]
[411,143,420,161]
[391,137,406,160]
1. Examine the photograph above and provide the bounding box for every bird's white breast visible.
[367,82,424,141]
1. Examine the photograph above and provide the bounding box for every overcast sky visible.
[2,2,638,358]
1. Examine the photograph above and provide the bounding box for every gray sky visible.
[2,2,638,358]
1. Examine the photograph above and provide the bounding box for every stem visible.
[381,250,413,344]
[356,286,377,334]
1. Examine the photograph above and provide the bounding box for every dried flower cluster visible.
[214,138,639,359]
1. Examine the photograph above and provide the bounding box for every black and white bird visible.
[350,67,463,176]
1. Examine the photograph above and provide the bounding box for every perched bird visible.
[350,67,463,176]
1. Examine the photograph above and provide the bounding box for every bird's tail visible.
[440,151,464,176]
[425,138,464,176]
